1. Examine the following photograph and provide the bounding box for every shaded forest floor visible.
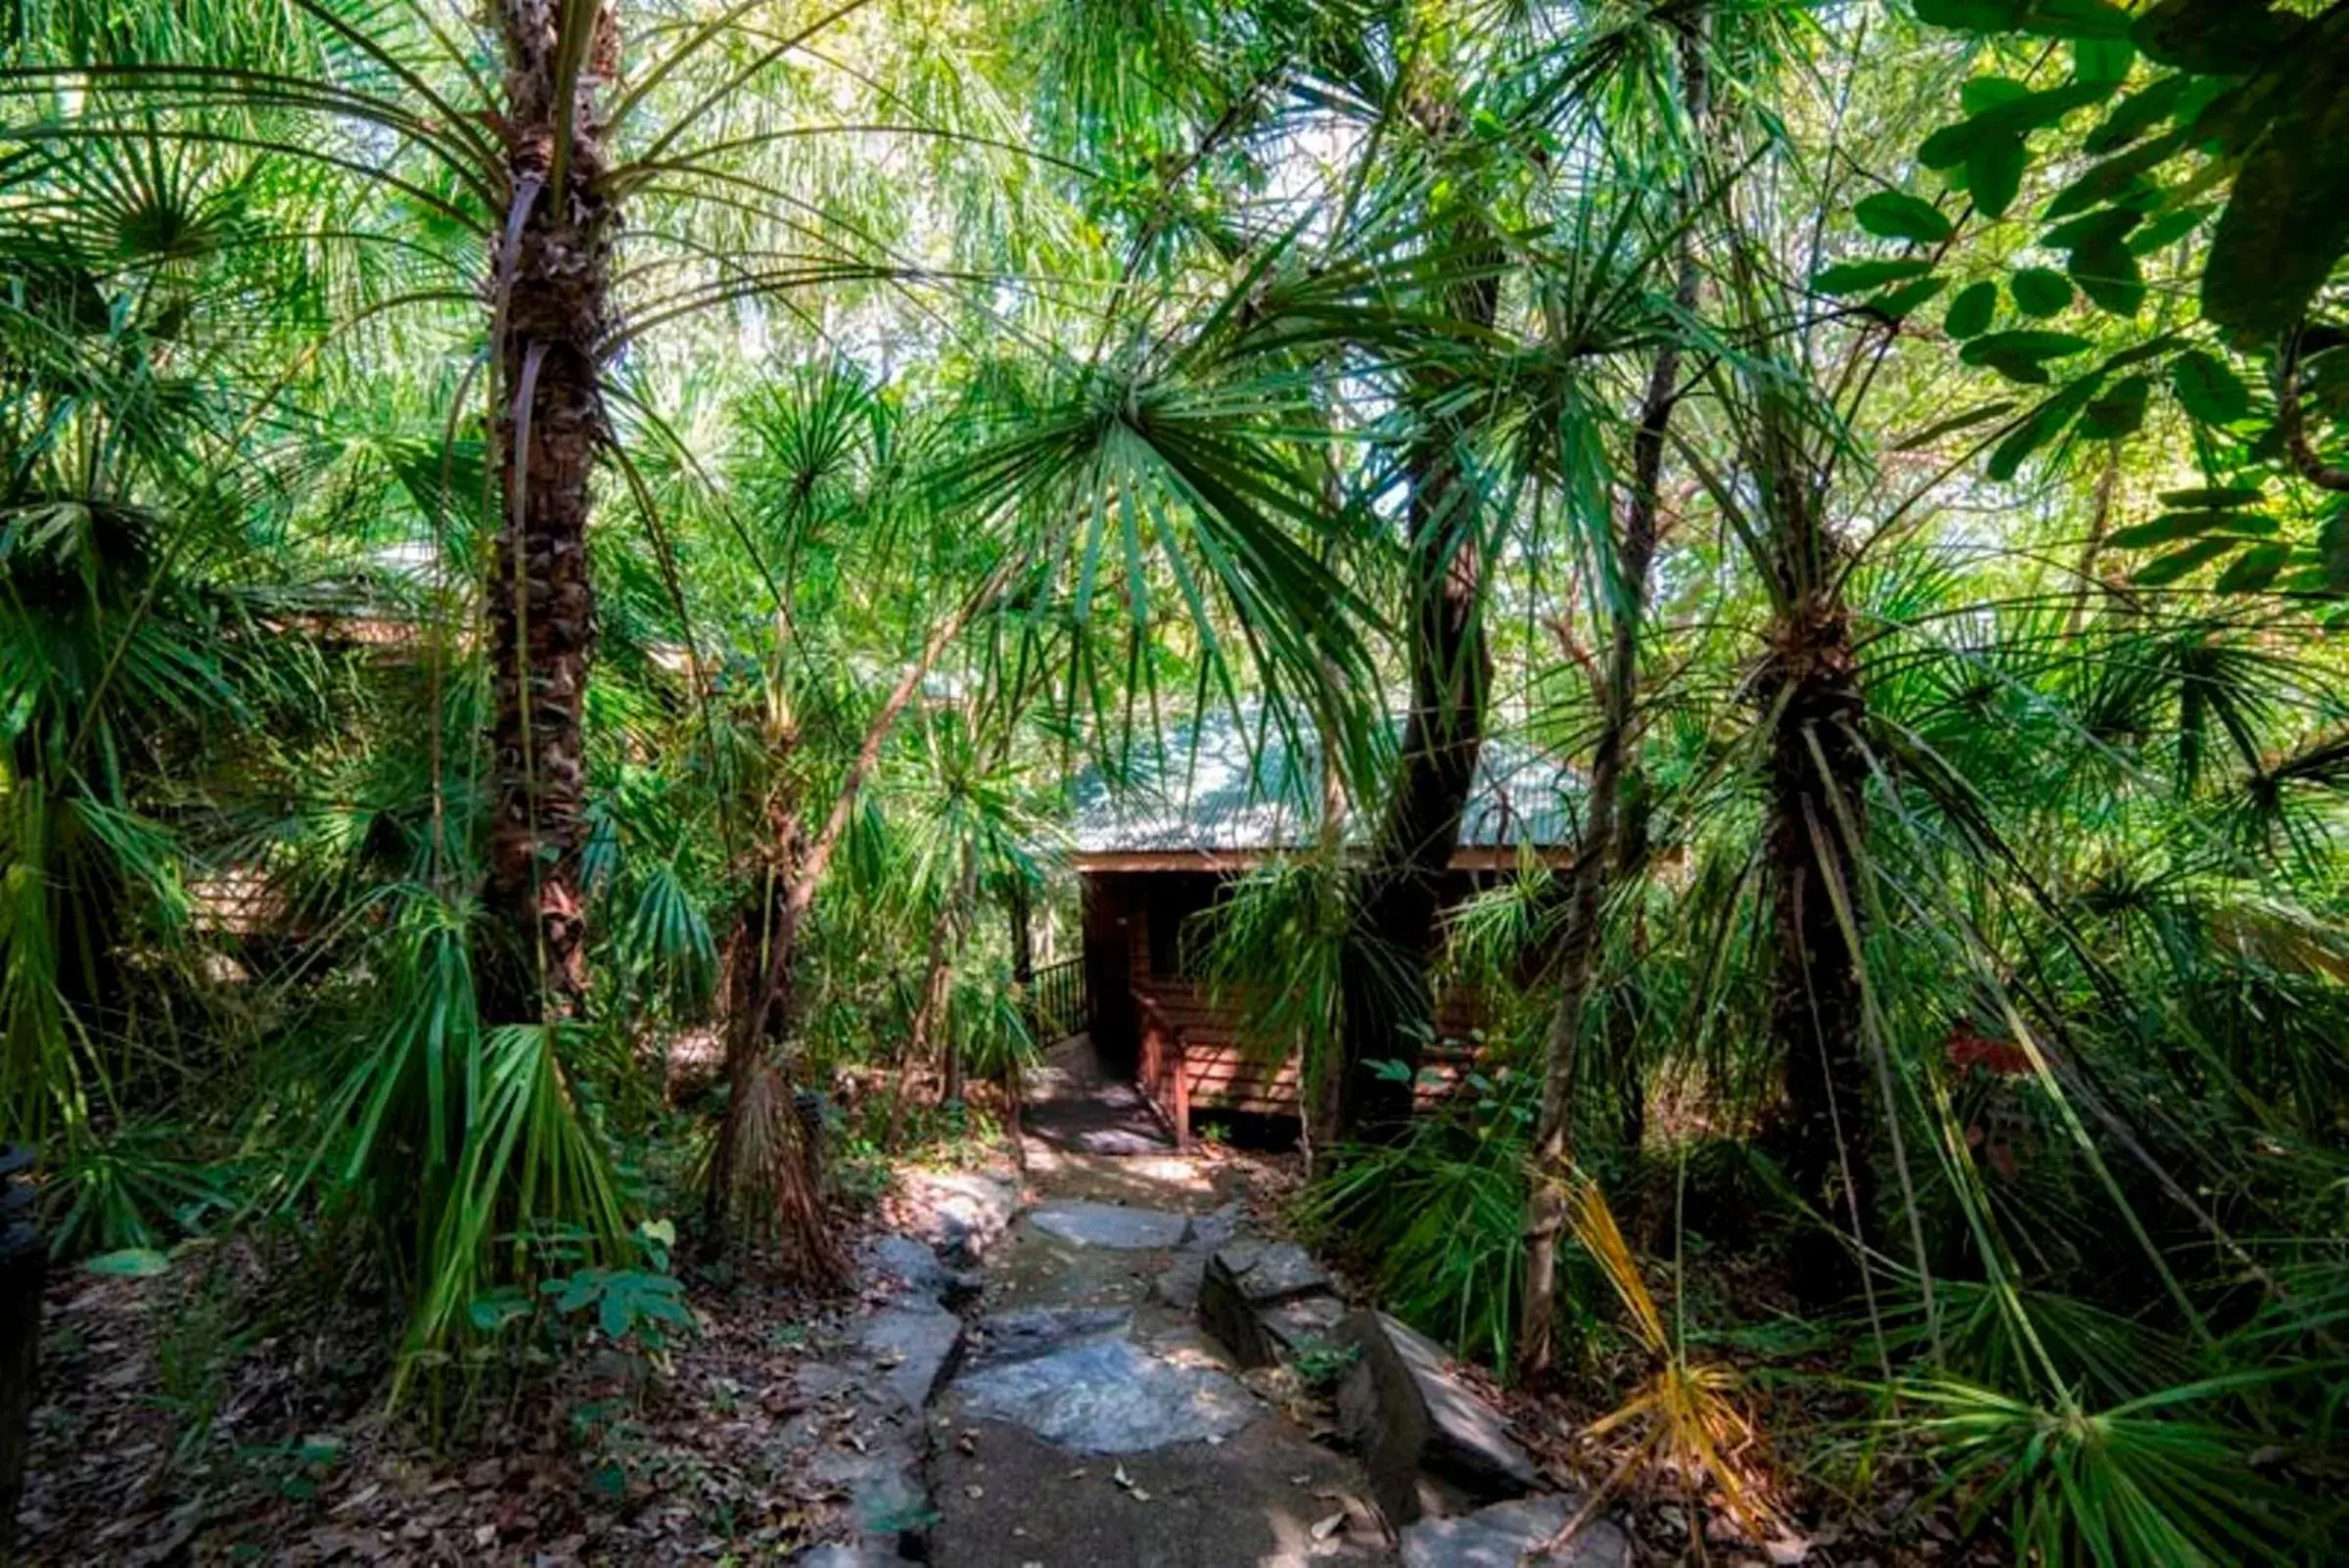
[18,1053,2001,1566]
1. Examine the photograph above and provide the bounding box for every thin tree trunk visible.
[2066,443,2120,636]
[706,557,1022,1266]
[894,883,956,1145]
[1519,28,1707,1381]
[1336,162,1499,1139]
[480,0,619,1023]
[1768,599,1875,1306]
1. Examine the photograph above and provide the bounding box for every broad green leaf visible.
[1944,281,1999,338]
[2083,75,2192,155]
[1974,352,2053,385]
[1967,135,2027,219]
[1814,257,1936,296]
[2133,0,2304,74]
[2127,207,2210,254]
[2108,510,2271,546]
[2171,350,2250,424]
[2041,207,2141,252]
[1962,330,2094,364]
[2068,237,2144,316]
[1895,399,2018,448]
[2010,268,2073,317]
[2033,0,2135,39]
[1869,276,1951,317]
[1856,191,1955,244]
[2200,90,2349,337]
[2045,132,2188,221]
[1915,0,2028,28]
[1989,378,2099,479]
[2073,36,2136,82]
[2132,535,2240,583]
[2082,374,2151,438]
[1920,84,2110,168]
[2214,541,2289,591]
[1960,76,2036,115]
[2157,485,2261,508]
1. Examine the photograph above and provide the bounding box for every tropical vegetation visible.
[3,0,2344,1556]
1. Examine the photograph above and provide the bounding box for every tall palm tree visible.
[477,0,622,1022]
[1521,0,1719,1379]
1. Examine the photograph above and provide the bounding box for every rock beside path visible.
[1398,1496,1631,1568]
[857,1306,964,1413]
[863,1233,980,1307]
[1198,1240,1345,1370]
[1336,1310,1540,1525]
[898,1169,1021,1265]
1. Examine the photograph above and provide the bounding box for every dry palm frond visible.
[709,1060,849,1290]
[1528,1176,1788,1560]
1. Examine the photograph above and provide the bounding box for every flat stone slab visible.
[1215,1239,1331,1302]
[1186,1202,1245,1252]
[952,1334,1258,1453]
[863,1233,964,1304]
[1263,1292,1347,1349]
[858,1307,963,1412]
[1399,1496,1630,1568]
[1154,1252,1208,1311]
[1030,1200,1192,1251]
[965,1306,1130,1369]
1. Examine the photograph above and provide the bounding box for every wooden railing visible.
[1132,989,1192,1151]
[1030,955,1088,1044]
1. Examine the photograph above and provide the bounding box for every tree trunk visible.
[703,793,847,1286]
[1766,595,1875,1305]
[480,0,619,1023]
[897,896,954,1143]
[703,562,1017,1265]
[1518,27,1708,1381]
[1335,189,1499,1140]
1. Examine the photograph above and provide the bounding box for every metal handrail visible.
[1031,954,1087,1043]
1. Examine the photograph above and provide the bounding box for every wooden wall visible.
[1086,867,1497,1130]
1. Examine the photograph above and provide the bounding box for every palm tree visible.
[475,0,623,1023]
[1521,0,1719,1379]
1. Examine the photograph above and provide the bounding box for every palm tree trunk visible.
[1766,595,1875,1305]
[1519,26,1708,1381]
[480,0,619,1023]
[1336,193,1499,1139]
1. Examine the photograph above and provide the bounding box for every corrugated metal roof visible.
[1069,709,1579,853]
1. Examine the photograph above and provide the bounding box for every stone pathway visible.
[806,1040,1629,1567]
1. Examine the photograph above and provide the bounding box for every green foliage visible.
[1302,1082,1551,1375]
[1903,1377,2306,1564]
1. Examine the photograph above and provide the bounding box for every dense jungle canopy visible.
[2,0,2347,1558]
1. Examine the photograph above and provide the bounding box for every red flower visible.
[1947,1029,2032,1077]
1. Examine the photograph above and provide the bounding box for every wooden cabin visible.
[1066,714,1575,1144]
